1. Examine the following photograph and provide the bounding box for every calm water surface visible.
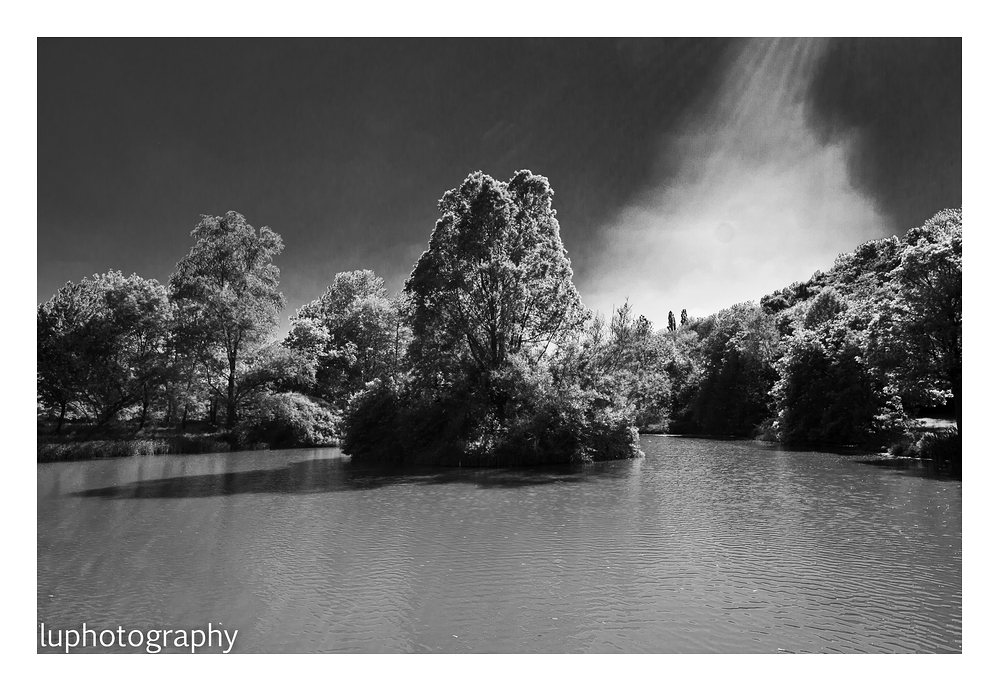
[37,436,961,653]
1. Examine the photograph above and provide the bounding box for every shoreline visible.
[38,431,244,463]
[38,418,958,466]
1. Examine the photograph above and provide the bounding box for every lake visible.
[37,435,961,653]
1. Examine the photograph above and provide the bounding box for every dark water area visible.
[37,436,961,653]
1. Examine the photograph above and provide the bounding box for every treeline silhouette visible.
[37,171,961,466]
[647,207,961,466]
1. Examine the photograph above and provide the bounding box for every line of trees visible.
[37,180,960,465]
[591,208,961,461]
[38,211,334,448]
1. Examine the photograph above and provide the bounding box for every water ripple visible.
[38,437,960,653]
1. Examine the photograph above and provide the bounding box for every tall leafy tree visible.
[38,284,87,431]
[870,209,962,432]
[677,302,779,435]
[37,271,171,430]
[406,170,586,380]
[773,321,880,445]
[583,304,673,429]
[168,211,285,429]
[667,311,676,332]
[285,270,405,408]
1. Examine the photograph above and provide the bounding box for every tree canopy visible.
[285,269,405,408]
[870,208,962,432]
[37,271,171,430]
[36,186,959,469]
[168,211,285,428]
[406,170,586,377]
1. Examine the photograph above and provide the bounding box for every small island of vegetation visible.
[340,170,640,466]
[37,171,961,472]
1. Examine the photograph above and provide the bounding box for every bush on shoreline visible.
[37,394,342,461]
[342,373,643,467]
[236,392,340,450]
[888,426,961,466]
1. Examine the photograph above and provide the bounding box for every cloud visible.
[579,38,889,328]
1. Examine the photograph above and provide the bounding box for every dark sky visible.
[37,38,961,331]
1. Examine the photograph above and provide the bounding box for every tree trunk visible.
[951,364,962,438]
[226,355,237,429]
[394,322,400,372]
[56,401,66,434]
[138,385,149,430]
[181,403,189,431]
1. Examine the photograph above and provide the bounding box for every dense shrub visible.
[890,427,961,464]
[341,379,405,461]
[773,327,879,445]
[485,378,640,465]
[341,363,642,467]
[914,428,961,463]
[238,392,339,449]
[671,303,778,436]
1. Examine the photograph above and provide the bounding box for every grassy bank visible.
[641,415,960,471]
[36,410,349,462]
[37,431,234,462]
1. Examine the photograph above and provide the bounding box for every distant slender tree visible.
[667,311,676,332]
[610,301,635,351]
[169,211,285,429]
[634,315,652,340]
[680,309,688,326]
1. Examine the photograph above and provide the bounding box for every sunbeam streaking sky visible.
[583,38,890,322]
